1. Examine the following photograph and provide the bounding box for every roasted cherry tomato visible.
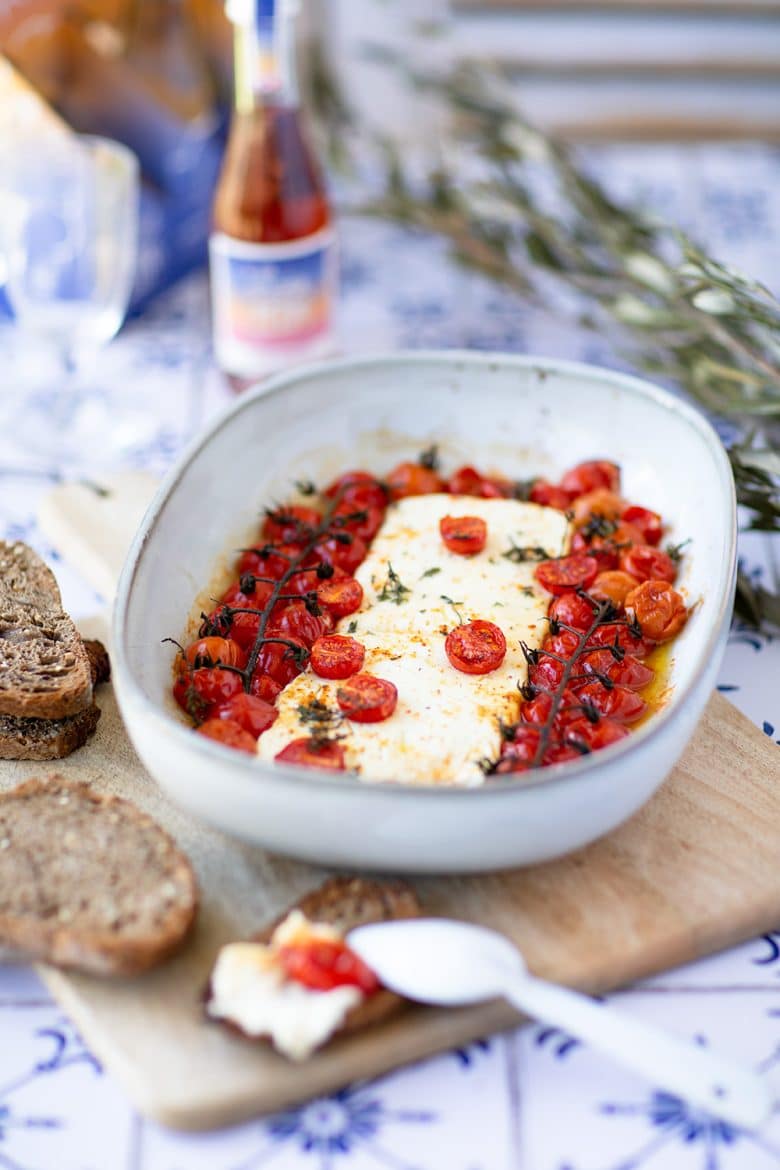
[447,465,508,498]
[571,489,624,527]
[445,620,507,675]
[279,940,380,994]
[261,505,322,544]
[268,601,333,649]
[385,461,445,499]
[496,725,542,773]
[439,514,487,556]
[173,666,244,720]
[222,579,273,610]
[182,636,246,671]
[560,460,620,497]
[529,655,567,691]
[535,554,599,596]
[577,680,647,724]
[275,737,347,771]
[213,692,277,739]
[570,521,644,571]
[316,574,363,618]
[621,505,662,546]
[542,742,585,766]
[336,674,398,722]
[587,622,653,659]
[331,499,385,544]
[314,534,368,576]
[578,649,654,692]
[249,671,283,704]
[589,570,640,609]
[197,717,256,753]
[529,480,573,510]
[625,580,688,642]
[563,717,629,753]
[324,470,387,512]
[237,542,308,582]
[542,629,580,659]
[620,545,676,585]
[253,638,309,686]
[520,687,580,727]
[548,591,597,632]
[310,634,365,680]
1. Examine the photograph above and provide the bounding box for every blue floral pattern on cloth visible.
[0,142,778,1169]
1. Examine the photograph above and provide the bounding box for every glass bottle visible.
[210,0,337,389]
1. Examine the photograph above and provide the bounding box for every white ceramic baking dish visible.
[112,352,736,873]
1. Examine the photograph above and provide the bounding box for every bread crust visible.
[0,705,101,760]
[0,776,198,976]
[209,876,420,1049]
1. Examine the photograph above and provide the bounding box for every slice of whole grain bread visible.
[209,876,420,1044]
[0,705,101,760]
[0,776,198,976]
[0,542,93,718]
[0,639,110,760]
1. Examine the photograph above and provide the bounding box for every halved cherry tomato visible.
[197,717,256,753]
[625,580,688,642]
[275,737,347,771]
[447,465,508,499]
[249,671,283,704]
[324,470,387,512]
[577,681,647,724]
[336,674,398,722]
[589,570,640,609]
[440,515,487,556]
[317,575,363,618]
[563,717,629,752]
[578,649,654,692]
[310,634,365,680]
[213,692,277,739]
[182,636,246,671]
[587,622,653,659]
[314,534,367,576]
[173,666,244,719]
[572,489,624,527]
[620,544,676,584]
[279,940,380,994]
[386,461,445,499]
[529,480,573,510]
[561,460,620,497]
[548,591,597,632]
[621,505,662,546]
[445,620,507,675]
[535,554,599,596]
[262,505,322,544]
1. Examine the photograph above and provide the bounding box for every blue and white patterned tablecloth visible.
[1,144,779,1170]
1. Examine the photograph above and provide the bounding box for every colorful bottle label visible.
[209,225,337,377]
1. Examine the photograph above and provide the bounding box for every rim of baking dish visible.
[113,350,737,797]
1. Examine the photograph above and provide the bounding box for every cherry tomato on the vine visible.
[563,717,629,753]
[620,544,677,584]
[589,570,639,609]
[621,505,662,546]
[578,649,654,692]
[261,505,322,544]
[560,460,621,497]
[529,480,573,510]
[173,666,243,719]
[182,636,246,671]
[571,489,624,527]
[577,680,647,724]
[324,470,387,512]
[548,591,597,632]
[385,461,445,500]
[587,622,653,659]
[212,692,277,739]
[314,534,367,576]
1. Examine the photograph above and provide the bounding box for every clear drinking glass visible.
[0,134,141,466]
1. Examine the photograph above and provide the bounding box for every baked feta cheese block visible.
[258,495,569,785]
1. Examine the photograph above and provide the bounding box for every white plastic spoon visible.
[348,918,771,1130]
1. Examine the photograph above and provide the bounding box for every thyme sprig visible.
[378,562,412,604]
[349,57,780,625]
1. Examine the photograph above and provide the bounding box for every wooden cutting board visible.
[2,642,779,1131]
